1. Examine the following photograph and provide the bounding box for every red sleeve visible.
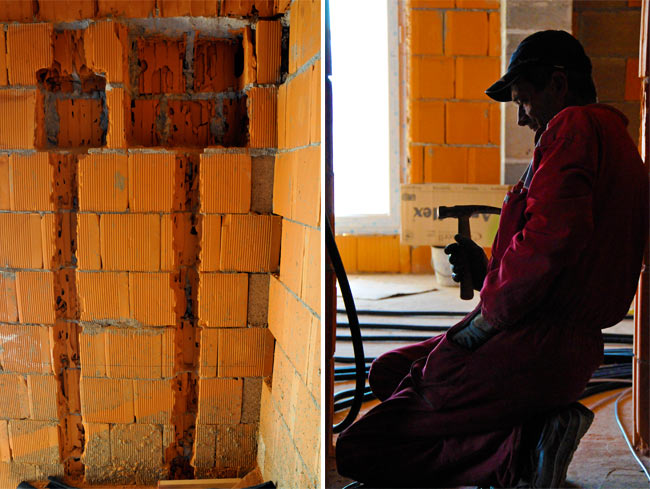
[480,113,597,330]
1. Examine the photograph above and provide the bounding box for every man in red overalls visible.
[336,30,649,488]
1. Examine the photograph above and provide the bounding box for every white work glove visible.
[451,313,497,351]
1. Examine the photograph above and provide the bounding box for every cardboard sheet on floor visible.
[336,274,438,300]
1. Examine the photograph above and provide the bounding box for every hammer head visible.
[435,204,501,221]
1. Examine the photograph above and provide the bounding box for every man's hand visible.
[451,314,497,351]
[443,234,488,291]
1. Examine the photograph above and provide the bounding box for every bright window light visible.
[330,0,390,217]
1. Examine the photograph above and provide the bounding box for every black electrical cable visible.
[338,322,452,332]
[335,356,376,364]
[338,309,470,317]
[327,220,366,433]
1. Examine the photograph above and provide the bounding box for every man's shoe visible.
[530,402,594,488]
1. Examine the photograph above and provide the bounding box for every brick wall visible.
[573,0,642,142]
[256,1,321,488]
[335,0,501,274]
[0,1,306,487]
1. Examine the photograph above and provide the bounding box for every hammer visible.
[435,205,502,300]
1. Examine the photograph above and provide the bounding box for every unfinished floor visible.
[327,274,649,489]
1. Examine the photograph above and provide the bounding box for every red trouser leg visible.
[337,320,603,487]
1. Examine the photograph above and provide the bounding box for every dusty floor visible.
[327,274,649,489]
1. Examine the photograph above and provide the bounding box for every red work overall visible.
[335,104,648,488]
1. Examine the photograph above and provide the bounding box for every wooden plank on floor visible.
[158,479,240,489]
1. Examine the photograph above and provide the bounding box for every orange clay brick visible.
[8,420,60,465]
[256,21,282,84]
[221,0,275,17]
[52,30,85,78]
[0,89,37,149]
[311,60,321,144]
[138,38,186,95]
[105,328,168,378]
[167,100,215,147]
[277,80,287,149]
[27,374,58,420]
[279,219,305,295]
[445,11,489,56]
[456,0,499,8]
[84,20,127,84]
[198,272,248,327]
[0,272,18,322]
[288,0,320,73]
[199,214,222,272]
[334,235,358,274]
[158,0,218,16]
[76,213,101,270]
[446,102,490,144]
[410,10,443,55]
[79,328,107,377]
[198,328,218,377]
[468,147,500,184]
[106,87,127,148]
[15,271,55,324]
[219,95,248,147]
[625,58,642,101]
[129,273,175,326]
[193,39,238,92]
[128,99,161,147]
[268,277,312,374]
[199,153,251,213]
[196,377,242,424]
[356,236,401,273]
[301,226,320,312]
[488,12,500,57]
[248,87,278,148]
[217,328,274,377]
[128,153,175,212]
[0,373,29,418]
[0,213,43,268]
[423,145,469,183]
[0,30,7,86]
[78,153,128,212]
[100,214,161,271]
[80,377,134,423]
[285,67,313,148]
[411,245,434,273]
[0,324,51,374]
[0,0,34,21]
[232,25,256,89]
[134,379,174,424]
[409,144,425,183]
[8,153,53,211]
[409,100,445,143]
[456,57,500,100]
[160,214,174,272]
[293,145,320,227]
[220,215,282,273]
[272,151,293,217]
[6,23,53,86]
[97,0,156,18]
[57,98,104,148]
[400,243,412,273]
[409,56,454,99]
[38,0,94,21]
[410,0,454,6]
[0,420,9,461]
[76,271,129,321]
[489,103,500,144]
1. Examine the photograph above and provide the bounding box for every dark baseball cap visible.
[485,30,592,102]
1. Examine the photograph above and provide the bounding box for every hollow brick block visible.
[77,271,130,321]
[410,9,443,56]
[409,100,445,144]
[100,214,161,271]
[196,377,242,424]
[220,215,282,273]
[455,57,500,100]
[409,56,454,99]
[199,153,251,213]
[198,273,248,327]
[0,324,51,374]
[6,23,53,86]
[446,102,490,144]
[128,153,175,212]
[445,11,489,56]
[15,271,56,324]
[0,89,37,149]
[78,153,128,212]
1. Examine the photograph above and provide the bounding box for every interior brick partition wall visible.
[0,1,319,487]
[256,1,321,487]
[335,0,501,275]
[573,0,642,143]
